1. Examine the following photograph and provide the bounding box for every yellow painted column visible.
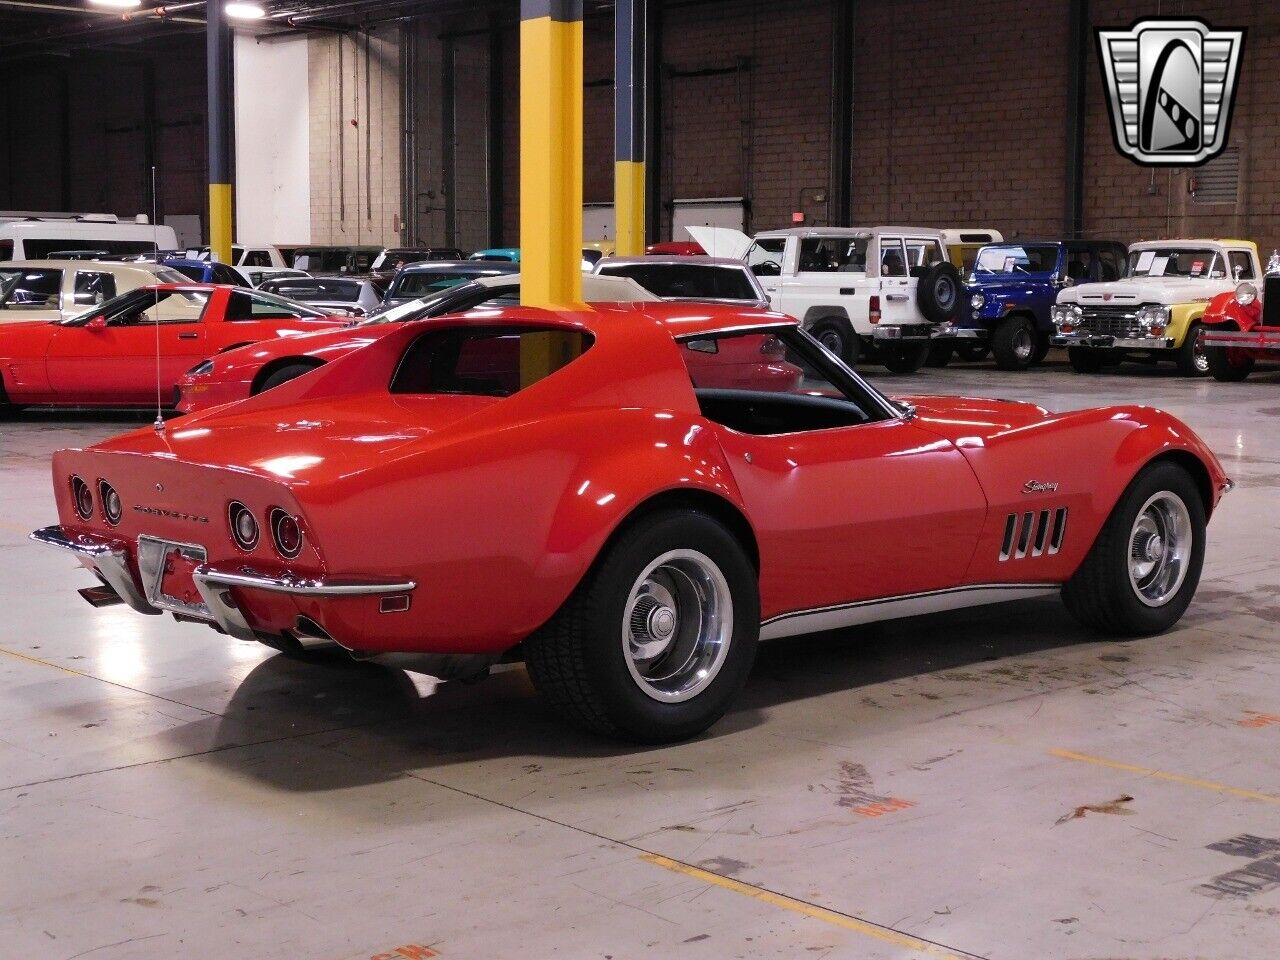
[208,184,233,264]
[520,0,584,308]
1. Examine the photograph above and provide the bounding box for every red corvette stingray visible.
[0,284,349,410]
[34,302,1228,741]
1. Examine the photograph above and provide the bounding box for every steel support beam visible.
[487,16,505,246]
[828,0,854,227]
[519,0,583,307]
[643,0,661,244]
[206,1,232,262]
[1064,0,1088,238]
[614,0,646,255]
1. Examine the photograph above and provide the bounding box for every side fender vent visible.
[1000,507,1067,561]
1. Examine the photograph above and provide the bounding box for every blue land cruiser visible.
[950,240,1128,370]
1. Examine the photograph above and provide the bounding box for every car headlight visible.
[1052,304,1080,331]
[1136,305,1171,327]
[186,359,215,378]
[969,292,985,311]
[1235,282,1258,306]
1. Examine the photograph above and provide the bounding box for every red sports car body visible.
[0,284,350,409]
[646,241,706,256]
[34,303,1229,740]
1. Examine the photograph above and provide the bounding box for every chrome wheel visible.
[1127,492,1193,607]
[622,549,733,703]
[1013,326,1034,361]
[1192,328,1210,373]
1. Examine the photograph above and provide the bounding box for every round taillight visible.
[71,476,94,520]
[270,509,303,559]
[99,482,122,525]
[228,501,259,550]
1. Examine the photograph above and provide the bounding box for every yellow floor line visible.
[641,853,971,959]
[0,644,86,677]
[1050,748,1280,804]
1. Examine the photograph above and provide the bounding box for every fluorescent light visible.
[89,0,143,8]
[225,1,265,18]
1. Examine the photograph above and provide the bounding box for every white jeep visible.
[688,226,963,372]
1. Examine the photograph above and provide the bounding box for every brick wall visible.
[307,28,402,247]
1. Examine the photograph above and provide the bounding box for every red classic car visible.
[176,273,799,413]
[0,284,350,410]
[34,303,1228,741]
[1202,254,1280,381]
[646,241,706,256]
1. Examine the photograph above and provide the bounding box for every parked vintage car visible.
[688,225,963,373]
[0,259,189,324]
[594,256,770,307]
[32,302,1227,741]
[1201,250,1280,381]
[256,275,388,317]
[369,247,466,274]
[242,267,311,288]
[177,273,662,413]
[951,240,1128,370]
[288,245,383,276]
[0,284,350,411]
[468,247,522,262]
[1052,239,1262,376]
[379,260,518,310]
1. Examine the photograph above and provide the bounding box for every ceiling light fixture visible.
[225,1,266,18]
[88,0,144,8]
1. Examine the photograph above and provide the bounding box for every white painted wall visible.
[234,33,311,244]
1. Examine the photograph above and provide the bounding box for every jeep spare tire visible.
[916,262,962,323]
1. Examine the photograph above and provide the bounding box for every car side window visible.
[878,238,907,277]
[745,239,786,277]
[0,268,62,309]
[74,271,117,306]
[1065,250,1093,282]
[211,264,243,286]
[799,238,867,274]
[244,250,272,267]
[225,291,307,321]
[107,291,210,326]
[1095,248,1123,282]
[903,239,945,270]
[1229,250,1255,280]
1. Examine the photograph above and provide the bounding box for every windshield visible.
[260,277,361,302]
[1127,248,1224,279]
[974,245,1059,274]
[393,269,495,299]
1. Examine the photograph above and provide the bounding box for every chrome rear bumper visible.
[31,525,415,644]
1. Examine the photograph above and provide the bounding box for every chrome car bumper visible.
[1051,331,1176,351]
[1202,329,1280,352]
[872,322,955,342]
[31,525,415,644]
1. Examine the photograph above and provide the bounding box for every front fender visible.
[1168,302,1208,344]
[1203,290,1259,330]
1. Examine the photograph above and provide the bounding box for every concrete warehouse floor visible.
[4,358,1280,960]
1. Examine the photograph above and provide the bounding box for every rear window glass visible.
[391,326,593,398]
[0,268,61,309]
[260,278,360,302]
[21,239,158,258]
[395,270,490,298]
[974,245,1059,273]
[599,263,759,301]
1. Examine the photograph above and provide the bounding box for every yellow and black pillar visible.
[206,0,233,264]
[520,0,584,308]
[614,0,646,256]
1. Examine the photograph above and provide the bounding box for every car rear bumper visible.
[1051,331,1176,351]
[31,525,415,646]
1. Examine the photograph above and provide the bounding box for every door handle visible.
[886,294,909,302]
[840,288,855,296]
[177,332,199,340]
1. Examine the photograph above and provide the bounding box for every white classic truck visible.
[688,226,963,372]
[1051,238,1263,377]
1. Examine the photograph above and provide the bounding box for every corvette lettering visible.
[1023,481,1060,494]
[133,505,209,524]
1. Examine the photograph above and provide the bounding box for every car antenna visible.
[151,165,165,435]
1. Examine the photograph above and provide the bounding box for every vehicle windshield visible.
[359,279,499,326]
[392,269,497,299]
[1126,248,1225,279]
[259,277,361,302]
[974,245,1059,274]
[598,263,761,301]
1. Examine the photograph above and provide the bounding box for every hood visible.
[1059,277,1227,306]
[896,394,1052,442]
[685,226,752,261]
[968,275,1051,294]
[96,393,503,485]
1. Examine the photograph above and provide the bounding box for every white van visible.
[0,213,179,262]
